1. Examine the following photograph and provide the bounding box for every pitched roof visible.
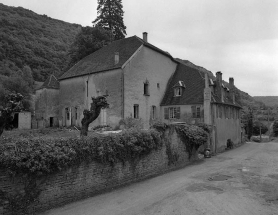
[161,63,205,106]
[39,74,59,90]
[211,81,241,108]
[59,36,174,80]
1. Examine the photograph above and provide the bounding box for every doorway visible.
[50,117,53,127]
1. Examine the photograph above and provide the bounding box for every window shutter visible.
[191,106,196,118]
[176,107,181,119]
[164,107,169,119]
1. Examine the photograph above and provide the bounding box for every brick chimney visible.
[229,77,234,87]
[143,32,148,42]
[114,52,119,65]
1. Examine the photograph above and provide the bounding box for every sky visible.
[1,0,278,96]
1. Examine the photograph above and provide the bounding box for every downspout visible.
[121,65,126,118]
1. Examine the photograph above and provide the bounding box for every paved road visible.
[43,141,278,215]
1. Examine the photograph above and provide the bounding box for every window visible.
[144,80,149,96]
[134,104,139,119]
[164,107,180,119]
[157,83,160,88]
[75,107,78,119]
[174,87,182,96]
[86,80,88,97]
[65,108,70,120]
[192,106,201,118]
[151,106,156,119]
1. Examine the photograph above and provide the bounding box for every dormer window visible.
[173,81,185,97]
[174,87,182,96]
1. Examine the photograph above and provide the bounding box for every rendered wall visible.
[59,69,122,128]
[0,128,198,215]
[35,88,59,127]
[18,112,31,129]
[161,105,204,124]
[123,46,177,128]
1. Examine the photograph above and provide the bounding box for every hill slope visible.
[0,3,81,81]
[253,96,278,107]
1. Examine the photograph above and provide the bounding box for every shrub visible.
[0,129,162,176]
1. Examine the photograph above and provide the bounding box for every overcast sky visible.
[1,0,278,96]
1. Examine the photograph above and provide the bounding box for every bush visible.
[0,129,162,176]
[252,121,268,136]
[273,120,278,137]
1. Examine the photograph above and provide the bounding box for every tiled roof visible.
[39,74,59,89]
[161,63,205,106]
[59,36,174,80]
[212,81,241,108]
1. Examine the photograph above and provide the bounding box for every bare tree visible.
[80,95,109,136]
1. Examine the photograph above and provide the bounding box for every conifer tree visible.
[93,0,127,40]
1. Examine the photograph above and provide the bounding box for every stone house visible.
[34,32,242,151]
[161,63,242,153]
[34,74,60,128]
[58,33,177,129]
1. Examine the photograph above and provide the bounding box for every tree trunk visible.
[0,117,5,137]
[81,123,89,136]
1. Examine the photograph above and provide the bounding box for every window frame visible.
[174,87,182,97]
[143,80,150,96]
[134,104,139,119]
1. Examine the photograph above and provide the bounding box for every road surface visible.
[42,141,278,215]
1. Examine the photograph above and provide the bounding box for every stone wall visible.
[0,128,198,215]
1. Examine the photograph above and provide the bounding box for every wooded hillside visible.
[0,3,81,82]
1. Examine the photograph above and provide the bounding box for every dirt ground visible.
[40,139,278,215]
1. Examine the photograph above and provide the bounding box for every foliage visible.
[0,92,23,136]
[92,124,112,131]
[0,129,162,175]
[273,120,278,137]
[93,0,127,40]
[118,117,143,130]
[0,3,81,82]
[241,107,253,140]
[150,121,169,133]
[175,124,208,147]
[252,121,268,136]
[66,26,113,70]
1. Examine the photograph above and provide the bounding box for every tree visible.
[93,0,127,40]
[81,95,109,136]
[253,121,268,136]
[0,92,23,136]
[241,107,253,140]
[66,26,112,70]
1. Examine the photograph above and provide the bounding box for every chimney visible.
[114,52,119,65]
[229,77,235,104]
[229,77,234,87]
[216,71,222,84]
[216,71,224,102]
[143,32,148,42]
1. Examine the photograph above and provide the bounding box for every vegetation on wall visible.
[0,129,162,176]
